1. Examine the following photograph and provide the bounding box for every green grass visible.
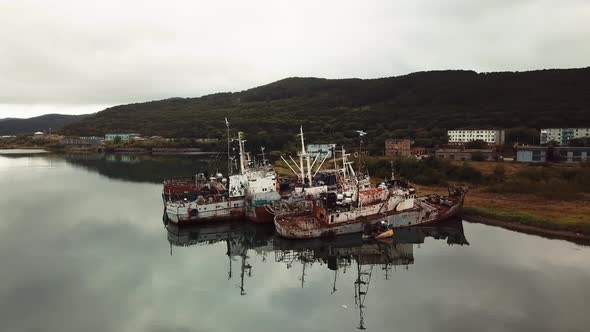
[464,206,590,234]
[485,166,590,200]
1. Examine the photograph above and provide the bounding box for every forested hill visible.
[0,114,90,135]
[61,68,590,151]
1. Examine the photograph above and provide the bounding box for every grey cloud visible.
[0,0,589,118]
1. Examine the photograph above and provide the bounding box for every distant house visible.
[435,148,495,161]
[540,128,590,145]
[516,146,589,163]
[32,131,45,139]
[411,147,428,158]
[385,139,411,158]
[104,133,140,141]
[307,144,334,159]
[194,138,220,143]
[45,134,65,141]
[447,129,505,146]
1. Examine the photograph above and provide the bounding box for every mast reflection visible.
[165,218,469,329]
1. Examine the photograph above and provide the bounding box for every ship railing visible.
[274,200,314,216]
[274,249,316,266]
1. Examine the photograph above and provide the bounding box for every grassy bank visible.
[0,135,224,154]
[364,157,590,236]
[463,206,590,235]
[0,136,64,151]
[279,156,590,236]
[415,182,590,236]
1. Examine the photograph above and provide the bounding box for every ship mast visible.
[298,126,313,185]
[280,127,325,183]
[237,131,246,174]
[331,269,338,294]
[260,147,267,166]
[342,146,347,178]
[239,252,252,296]
[299,259,307,289]
[225,117,232,175]
[356,130,367,175]
[332,144,338,170]
[226,234,234,280]
[354,255,373,330]
[341,146,355,180]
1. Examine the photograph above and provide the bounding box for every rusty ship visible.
[163,128,280,224]
[273,130,467,239]
[275,175,467,239]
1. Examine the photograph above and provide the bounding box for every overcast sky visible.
[1,0,589,118]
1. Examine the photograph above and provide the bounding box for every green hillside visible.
[61,68,590,153]
[0,114,90,135]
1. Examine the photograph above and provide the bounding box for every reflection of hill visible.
[167,221,274,253]
[65,154,225,184]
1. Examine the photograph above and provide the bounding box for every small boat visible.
[376,229,394,239]
[362,221,394,240]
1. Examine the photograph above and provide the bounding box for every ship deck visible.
[277,193,465,233]
[276,206,421,232]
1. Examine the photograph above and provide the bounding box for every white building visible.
[447,129,505,145]
[540,128,590,145]
[307,144,334,159]
[104,133,140,141]
[32,131,45,139]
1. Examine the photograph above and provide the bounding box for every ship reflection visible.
[165,219,469,329]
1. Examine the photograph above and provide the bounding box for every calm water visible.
[1,153,589,332]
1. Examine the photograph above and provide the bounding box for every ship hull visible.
[166,210,246,225]
[163,167,280,224]
[247,205,275,224]
[274,195,465,239]
[166,200,276,225]
[165,199,246,225]
[167,208,275,225]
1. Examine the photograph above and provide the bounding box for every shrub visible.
[455,163,483,183]
[365,156,482,186]
[471,151,486,161]
[492,164,506,182]
[485,165,589,199]
[465,139,488,149]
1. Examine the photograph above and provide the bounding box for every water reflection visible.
[2,154,590,332]
[64,153,224,183]
[166,219,469,329]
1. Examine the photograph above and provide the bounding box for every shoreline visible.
[415,183,590,243]
[464,212,590,245]
[4,147,588,244]
[0,148,51,154]
[0,146,220,156]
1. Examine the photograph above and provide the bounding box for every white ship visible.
[164,128,280,224]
